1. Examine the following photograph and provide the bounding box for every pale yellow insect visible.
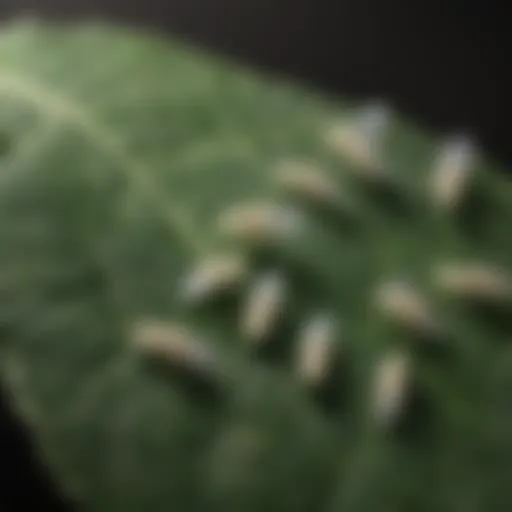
[217,201,304,243]
[275,160,345,207]
[324,102,390,180]
[240,270,287,344]
[178,253,248,304]
[429,135,475,211]
[374,280,440,336]
[371,350,410,426]
[295,313,337,386]
[433,261,512,302]
[130,319,216,374]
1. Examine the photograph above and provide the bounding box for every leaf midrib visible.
[0,68,211,257]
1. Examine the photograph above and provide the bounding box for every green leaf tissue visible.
[0,19,511,512]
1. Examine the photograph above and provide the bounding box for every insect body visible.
[178,253,248,304]
[324,102,391,182]
[433,261,512,302]
[240,270,287,344]
[371,350,410,426]
[375,280,441,336]
[430,135,475,211]
[276,160,345,209]
[217,201,304,243]
[295,313,337,386]
[130,319,217,376]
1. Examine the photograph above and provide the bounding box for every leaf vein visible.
[0,70,210,256]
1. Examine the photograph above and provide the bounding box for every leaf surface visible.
[0,20,511,512]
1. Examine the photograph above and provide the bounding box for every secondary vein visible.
[0,69,210,256]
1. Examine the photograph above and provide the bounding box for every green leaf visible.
[1,19,512,512]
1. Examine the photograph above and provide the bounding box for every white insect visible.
[374,280,440,336]
[217,200,304,243]
[371,350,410,426]
[295,313,337,386]
[430,134,475,211]
[433,261,512,302]
[240,270,287,344]
[130,319,216,374]
[177,253,248,304]
[275,160,345,208]
[324,101,390,180]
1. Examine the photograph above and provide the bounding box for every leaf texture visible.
[0,20,511,512]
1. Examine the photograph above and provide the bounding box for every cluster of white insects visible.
[129,102,512,429]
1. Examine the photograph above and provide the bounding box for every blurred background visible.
[0,0,510,510]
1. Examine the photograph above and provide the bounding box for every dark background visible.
[0,1,510,510]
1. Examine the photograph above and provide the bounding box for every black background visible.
[0,1,510,510]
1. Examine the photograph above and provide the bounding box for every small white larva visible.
[374,280,440,336]
[240,270,287,344]
[130,319,216,375]
[295,313,337,386]
[371,350,410,426]
[430,134,475,211]
[324,124,380,175]
[177,253,248,304]
[324,102,390,180]
[217,201,304,243]
[275,160,345,208]
[433,262,512,302]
